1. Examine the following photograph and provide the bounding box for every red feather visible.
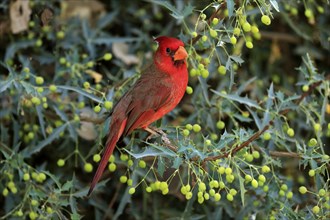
[88,36,188,195]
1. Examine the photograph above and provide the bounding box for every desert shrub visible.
[0,0,329,219]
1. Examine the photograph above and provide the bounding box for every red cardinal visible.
[88,36,188,195]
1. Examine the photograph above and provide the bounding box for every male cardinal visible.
[88,36,188,195]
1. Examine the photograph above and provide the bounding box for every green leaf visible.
[270,0,280,12]
[157,157,166,177]
[237,167,246,207]
[226,0,235,17]
[36,105,46,138]
[57,85,102,103]
[21,81,36,94]
[22,124,67,157]
[62,180,73,191]
[172,157,182,169]
[0,75,14,93]
[152,1,193,22]
[212,90,261,109]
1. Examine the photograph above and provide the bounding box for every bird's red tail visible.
[87,119,127,196]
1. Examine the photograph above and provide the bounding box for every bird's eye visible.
[166,48,171,53]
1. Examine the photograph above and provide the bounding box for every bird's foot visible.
[144,127,177,152]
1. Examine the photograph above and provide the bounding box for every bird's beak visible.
[173,46,188,61]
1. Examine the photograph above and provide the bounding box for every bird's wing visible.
[122,76,173,135]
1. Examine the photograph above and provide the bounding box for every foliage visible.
[0,0,329,219]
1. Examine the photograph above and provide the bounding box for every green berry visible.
[262,165,271,173]
[186,86,193,94]
[308,138,318,147]
[244,153,254,162]
[246,41,253,49]
[287,128,295,137]
[218,166,225,174]
[29,211,38,220]
[200,13,206,20]
[192,124,201,132]
[127,179,133,186]
[120,175,128,183]
[312,205,320,214]
[146,186,152,192]
[251,179,258,188]
[185,191,193,200]
[212,18,219,25]
[94,105,101,113]
[225,167,232,175]
[217,65,226,75]
[2,188,9,196]
[35,76,44,85]
[108,163,116,172]
[251,25,259,34]
[138,160,146,168]
[57,31,65,39]
[308,169,315,177]
[109,155,115,163]
[302,85,309,92]
[31,199,38,206]
[245,174,253,182]
[305,9,313,18]
[83,81,90,89]
[93,154,101,163]
[263,185,269,192]
[49,84,57,92]
[191,31,198,37]
[261,15,271,25]
[182,129,190,137]
[242,22,251,32]
[216,120,225,129]
[57,159,65,167]
[103,53,112,61]
[84,163,93,172]
[229,188,237,196]
[258,175,266,183]
[201,69,209,78]
[252,151,260,159]
[201,35,208,42]
[87,61,94,68]
[214,193,221,201]
[314,123,321,132]
[190,69,197,77]
[281,184,288,191]
[279,190,285,197]
[104,101,113,110]
[35,39,43,47]
[128,187,136,194]
[185,124,193,130]
[31,97,41,105]
[23,173,30,181]
[226,193,234,201]
[233,27,241,36]
[210,29,218,38]
[230,36,237,45]
[198,182,206,192]
[263,132,271,140]
[318,189,326,197]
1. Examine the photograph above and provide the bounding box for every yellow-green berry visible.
[49,85,57,92]
[103,53,112,61]
[186,86,193,94]
[233,27,241,36]
[120,175,128,183]
[287,128,295,137]
[104,101,113,110]
[94,105,101,113]
[251,179,258,188]
[128,187,135,194]
[262,165,271,173]
[201,35,208,42]
[191,31,198,38]
[318,189,326,197]
[230,36,237,45]
[57,159,65,167]
[84,163,93,172]
[212,18,219,25]
[263,132,271,140]
[93,154,101,163]
[302,85,309,92]
[57,31,65,39]
[182,129,190,137]
[308,138,318,147]
[308,169,315,177]
[305,9,313,18]
[108,163,116,172]
[23,173,30,181]
[35,76,44,85]
[138,160,146,168]
[186,124,193,130]
[217,65,226,75]
[192,124,201,133]
[242,22,251,32]
[246,41,253,49]
[210,29,218,38]
[314,123,321,132]
[312,205,320,214]
[83,81,90,89]
[261,15,271,25]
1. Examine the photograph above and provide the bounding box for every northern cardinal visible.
[88,36,188,195]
